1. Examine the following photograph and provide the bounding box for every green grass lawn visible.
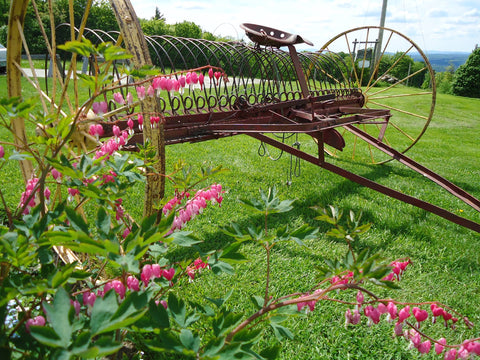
[1,75,480,358]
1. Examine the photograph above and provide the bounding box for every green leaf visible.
[58,39,96,57]
[29,326,64,348]
[90,291,118,335]
[259,345,282,360]
[108,253,139,273]
[250,295,265,310]
[41,288,74,348]
[168,292,187,328]
[210,260,234,275]
[90,291,148,335]
[65,207,89,234]
[239,187,294,215]
[148,300,170,328]
[92,336,123,356]
[221,223,253,242]
[95,208,111,236]
[77,73,98,92]
[103,44,133,62]
[179,329,200,352]
[167,231,202,247]
[213,312,244,337]
[205,289,233,309]
[49,263,77,288]
[270,322,294,341]
[203,337,226,358]
[220,242,249,264]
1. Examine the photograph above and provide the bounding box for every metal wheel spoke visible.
[387,121,416,142]
[369,91,433,101]
[365,45,415,93]
[369,66,428,97]
[320,26,435,164]
[368,100,429,121]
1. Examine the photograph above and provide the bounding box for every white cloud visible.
[129,0,480,51]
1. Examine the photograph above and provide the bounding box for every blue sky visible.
[130,0,479,53]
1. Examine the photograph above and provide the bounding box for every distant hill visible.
[410,51,470,72]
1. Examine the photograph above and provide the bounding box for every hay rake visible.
[7,0,480,233]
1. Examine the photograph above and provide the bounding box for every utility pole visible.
[375,0,388,65]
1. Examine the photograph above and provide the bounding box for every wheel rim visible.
[320,26,436,164]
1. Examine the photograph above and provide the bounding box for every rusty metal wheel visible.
[319,26,436,164]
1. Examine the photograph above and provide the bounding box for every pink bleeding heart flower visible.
[159,77,168,90]
[198,73,204,90]
[364,305,381,325]
[127,275,140,291]
[113,125,121,138]
[25,315,46,333]
[83,291,96,307]
[92,101,108,115]
[44,187,51,202]
[387,302,398,321]
[208,67,214,79]
[138,114,144,130]
[179,76,186,88]
[70,299,81,316]
[344,308,361,326]
[162,268,175,281]
[127,118,134,130]
[136,86,145,100]
[0,145,4,159]
[172,79,180,92]
[141,264,153,286]
[165,78,173,92]
[113,92,125,105]
[152,77,161,90]
[397,306,410,324]
[214,71,222,81]
[377,302,388,314]
[152,264,162,278]
[191,72,198,85]
[155,300,168,309]
[444,349,457,360]
[356,291,364,307]
[95,124,104,137]
[147,85,155,97]
[393,322,403,336]
[409,330,422,348]
[418,340,431,354]
[413,307,428,325]
[435,338,446,355]
[68,188,79,197]
[111,280,126,299]
[126,92,134,105]
[51,168,61,180]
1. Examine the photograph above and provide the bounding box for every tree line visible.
[0,0,229,54]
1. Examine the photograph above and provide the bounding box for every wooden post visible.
[109,0,166,218]
[7,0,34,184]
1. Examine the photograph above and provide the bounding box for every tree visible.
[140,18,170,36]
[451,48,480,98]
[153,6,165,21]
[174,20,202,39]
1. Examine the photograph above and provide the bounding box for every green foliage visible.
[451,48,480,98]
[140,18,172,36]
[174,20,203,39]
[2,35,479,359]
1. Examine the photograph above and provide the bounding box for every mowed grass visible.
[1,75,480,359]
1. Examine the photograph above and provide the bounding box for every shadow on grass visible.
[165,157,480,266]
